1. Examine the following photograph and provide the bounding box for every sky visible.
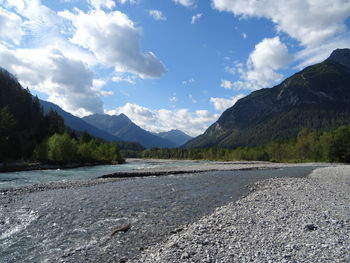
[0,0,349,136]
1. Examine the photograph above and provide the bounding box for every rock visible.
[181,252,190,259]
[170,228,183,234]
[304,224,318,231]
[111,224,131,236]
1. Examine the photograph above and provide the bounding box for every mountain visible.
[39,100,121,142]
[83,114,177,148]
[185,48,350,149]
[157,129,192,146]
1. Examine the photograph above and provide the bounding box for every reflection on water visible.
[0,166,316,263]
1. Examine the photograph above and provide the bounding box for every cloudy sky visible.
[0,0,349,136]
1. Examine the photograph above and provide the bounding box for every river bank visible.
[0,158,328,174]
[100,159,329,178]
[0,160,123,173]
[131,165,350,263]
[0,159,326,193]
[0,163,320,263]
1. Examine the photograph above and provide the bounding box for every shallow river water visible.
[0,166,316,262]
[0,160,208,189]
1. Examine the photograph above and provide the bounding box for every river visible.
[0,160,208,189]
[0,162,316,262]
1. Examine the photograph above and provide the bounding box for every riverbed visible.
[132,165,350,263]
[0,161,318,263]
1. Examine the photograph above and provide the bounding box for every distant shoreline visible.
[0,161,119,173]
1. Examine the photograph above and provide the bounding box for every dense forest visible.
[0,68,124,164]
[143,126,350,163]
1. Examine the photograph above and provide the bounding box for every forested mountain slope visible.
[185,48,350,149]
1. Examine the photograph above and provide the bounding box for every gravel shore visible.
[131,165,350,263]
[100,160,325,179]
[0,160,324,196]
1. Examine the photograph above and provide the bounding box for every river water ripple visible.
[0,166,315,262]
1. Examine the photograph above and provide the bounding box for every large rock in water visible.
[185,48,350,149]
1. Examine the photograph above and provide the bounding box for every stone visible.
[304,224,318,231]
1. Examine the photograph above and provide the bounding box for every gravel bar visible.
[99,161,324,179]
[131,165,350,263]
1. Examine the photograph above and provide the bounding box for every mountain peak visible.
[83,113,177,148]
[185,48,350,149]
[157,129,192,146]
[117,113,131,120]
[328,48,350,68]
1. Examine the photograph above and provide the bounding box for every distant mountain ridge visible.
[157,129,192,146]
[83,114,177,148]
[39,100,121,142]
[185,48,350,149]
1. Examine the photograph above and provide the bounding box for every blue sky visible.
[0,0,349,136]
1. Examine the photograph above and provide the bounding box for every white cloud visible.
[0,0,166,118]
[112,75,136,84]
[212,0,350,70]
[120,0,136,4]
[88,0,116,10]
[227,37,291,90]
[210,94,245,112]
[212,0,350,48]
[248,37,291,71]
[188,94,197,103]
[191,13,202,24]
[0,44,104,116]
[242,32,247,39]
[169,96,178,103]
[220,79,235,89]
[4,0,66,44]
[172,0,196,7]
[182,78,195,85]
[149,9,167,21]
[225,61,244,76]
[295,36,350,69]
[106,103,219,136]
[224,66,235,75]
[0,7,23,45]
[59,9,166,79]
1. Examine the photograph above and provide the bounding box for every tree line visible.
[33,132,124,164]
[143,126,350,163]
[0,68,124,164]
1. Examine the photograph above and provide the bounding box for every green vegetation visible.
[33,132,124,164]
[143,127,350,163]
[0,68,124,165]
[0,68,66,161]
[116,141,145,158]
[186,56,350,149]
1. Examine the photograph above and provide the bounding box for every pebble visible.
[131,165,350,263]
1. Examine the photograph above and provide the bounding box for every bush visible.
[47,133,77,163]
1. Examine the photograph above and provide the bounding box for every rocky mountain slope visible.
[185,48,350,148]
